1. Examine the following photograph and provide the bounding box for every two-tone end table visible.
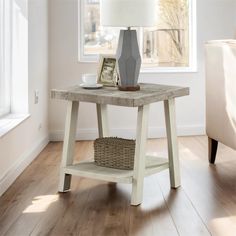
[51,83,189,206]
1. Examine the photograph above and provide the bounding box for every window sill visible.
[78,57,197,74]
[0,114,30,138]
[140,66,197,74]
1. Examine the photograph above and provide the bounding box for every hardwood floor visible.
[1,136,236,236]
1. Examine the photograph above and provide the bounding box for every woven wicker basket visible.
[94,137,135,170]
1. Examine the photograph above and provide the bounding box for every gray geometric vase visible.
[116,29,141,91]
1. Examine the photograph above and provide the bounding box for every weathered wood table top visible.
[51,83,189,107]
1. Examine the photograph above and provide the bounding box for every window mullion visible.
[138,27,143,60]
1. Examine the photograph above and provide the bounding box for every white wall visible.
[235,2,236,36]
[49,0,236,141]
[0,0,49,196]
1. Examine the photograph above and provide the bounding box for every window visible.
[0,0,11,117]
[79,0,196,72]
[0,0,28,118]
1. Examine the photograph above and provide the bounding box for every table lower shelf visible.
[63,156,169,184]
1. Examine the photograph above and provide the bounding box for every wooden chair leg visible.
[208,137,218,164]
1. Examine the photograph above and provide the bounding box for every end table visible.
[51,83,189,206]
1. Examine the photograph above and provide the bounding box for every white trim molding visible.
[0,114,30,138]
[50,125,205,141]
[0,135,49,197]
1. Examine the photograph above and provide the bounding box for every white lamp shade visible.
[100,0,157,27]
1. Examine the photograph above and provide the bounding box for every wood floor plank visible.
[29,178,89,236]
[157,172,210,236]
[148,139,210,236]
[0,146,60,235]
[136,175,179,236]
[178,137,236,236]
[1,137,236,236]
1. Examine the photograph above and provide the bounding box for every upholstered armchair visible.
[205,40,236,164]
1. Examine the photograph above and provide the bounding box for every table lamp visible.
[100,0,156,91]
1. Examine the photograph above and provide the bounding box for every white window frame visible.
[78,0,197,73]
[0,0,12,117]
[0,0,29,137]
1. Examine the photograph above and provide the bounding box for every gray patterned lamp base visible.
[116,29,141,91]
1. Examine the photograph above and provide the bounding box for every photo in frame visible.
[97,55,118,87]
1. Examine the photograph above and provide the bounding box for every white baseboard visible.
[0,135,49,197]
[50,125,205,141]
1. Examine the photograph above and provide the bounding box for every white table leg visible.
[58,101,79,192]
[96,104,109,137]
[131,105,150,206]
[164,98,181,188]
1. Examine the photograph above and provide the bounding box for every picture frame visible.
[97,55,118,87]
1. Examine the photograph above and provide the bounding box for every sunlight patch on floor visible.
[210,216,236,236]
[23,195,59,213]
[181,148,199,161]
[146,151,167,157]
